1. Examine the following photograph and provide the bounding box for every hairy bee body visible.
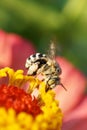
[25,52,63,91]
[25,40,67,91]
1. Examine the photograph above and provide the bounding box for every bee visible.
[25,41,66,92]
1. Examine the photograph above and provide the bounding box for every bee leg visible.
[45,76,53,92]
[45,85,51,92]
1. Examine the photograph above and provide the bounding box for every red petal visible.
[54,57,86,114]
[62,97,87,130]
[0,30,36,71]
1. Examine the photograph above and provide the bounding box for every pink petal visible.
[0,30,36,71]
[62,97,87,130]
[54,57,86,114]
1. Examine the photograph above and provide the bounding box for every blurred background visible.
[0,0,87,75]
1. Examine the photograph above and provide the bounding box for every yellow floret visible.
[0,67,41,91]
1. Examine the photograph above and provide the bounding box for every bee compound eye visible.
[57,67,62,75]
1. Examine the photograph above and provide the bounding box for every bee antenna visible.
[60,83,67,91]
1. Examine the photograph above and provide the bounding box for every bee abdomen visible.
[25,53,48,75]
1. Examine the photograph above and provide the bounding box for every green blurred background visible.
[0,0,87,75]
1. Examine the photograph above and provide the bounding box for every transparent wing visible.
[47,40,56,60]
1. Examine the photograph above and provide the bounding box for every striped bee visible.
[25,41,66,92]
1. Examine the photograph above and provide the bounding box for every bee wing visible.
[47,40,56,60]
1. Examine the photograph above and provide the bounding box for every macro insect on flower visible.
[25,41,67,92]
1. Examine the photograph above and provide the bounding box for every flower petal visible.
[54,57,86,114]
[62,97,87,130]
[0,30,36,71]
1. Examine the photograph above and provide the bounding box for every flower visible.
[0,67,63,130]
[0,30,86,129]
